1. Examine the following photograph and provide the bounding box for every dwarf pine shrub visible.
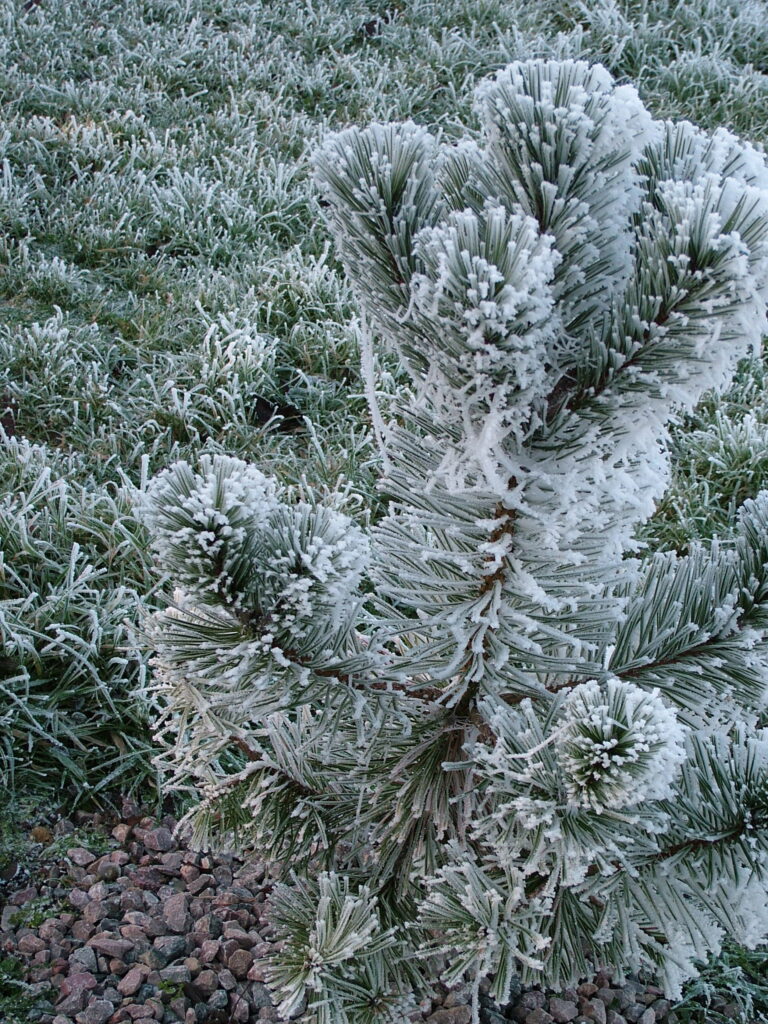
[139,60,768,1021]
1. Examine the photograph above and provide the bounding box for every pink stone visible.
[60,972,98,998]
[228,947,253,979]
[162,892,190,934]
[17,933,46,955]
[56,971,98,1014]
[67,848,96,867]
[86,932,134,958]
[195,969,218,996]
[117,966,146,996]
[143,828,175,852]
[198,939,220,964]
[112,824,133,843]
[71,921,95,942]
[9,886,38,905]
[549,999,579,1023]
[69,889,90,910]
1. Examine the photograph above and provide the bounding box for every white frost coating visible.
[557,679,687,812]
[136,454,280,600]
[143,57,768,1011]
[409,204,560,489]
[254,502,371,640]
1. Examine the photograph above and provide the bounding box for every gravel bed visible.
[0,811,719,1024]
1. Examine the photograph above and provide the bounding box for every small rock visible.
[228,948,253,979]
[71,921,95,942]
[637,1013,655,1024]
[69,947,98,973]
[249,982,274,1010]
[578,985,599,999]
[153,934,188,963]
[425,1009,472,1024]
[209,991,229,1010]
[218,967,238,991]
[163,893,191,934]
[87,933,134,959]
[159,851,185,874]
[69,889,90,910]
[144,828,175,852]
[68,848,96,867]
[195,969,218,996]
[125,1003,155,1019]
[18,933,46,955]
[580,1000,607,1024]
[170,996,189,1020]
[159,965,191,984]
[56,972,98,1015]
[9,884,38,906]
[624,1008,645,1024]
[82,901,109,926]
[520,992,547,1012]
[117,966,146,996]
[230,995,250,1023]
[198,939,220,963]
[606,1014,627,1024]
[247,961,268,983]
[96,862,120,883]
[549,998,579,1023]
[75,998,113,1024]
[187,875,215,896]
[525,1012,554,1024]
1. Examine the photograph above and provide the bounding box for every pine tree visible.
[137,60,768,1023]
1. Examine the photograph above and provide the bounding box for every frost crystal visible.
[557,679,687,811]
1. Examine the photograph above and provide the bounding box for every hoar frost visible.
[140,60,768,1022]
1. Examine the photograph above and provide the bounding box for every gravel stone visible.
[525,1011,554,1024]
[152,934,188,963]
[425,1009,472,1024]
[581,1000,607,1024]
[249,982,274,1009]
[162,892,191,934]
[550,998,579,1023]
[159,965,191,984]
[228,947,253,979]
[194,968,219,996]
[218,967,237,990]
[143,828,176,853]
[56,972,98,1015]
[75,998,114,1024]
[209,990,229,1010]
[118,966,147,995]
[67,848,96,868]
[69,947,99,973]
[87,933,134,959]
